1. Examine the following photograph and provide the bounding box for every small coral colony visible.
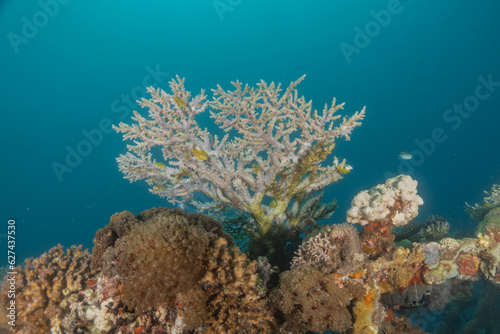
[2,76,500,333]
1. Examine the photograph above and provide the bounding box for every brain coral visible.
[347,174,423,227]
[0,245,93,334]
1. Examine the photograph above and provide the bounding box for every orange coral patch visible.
[385,308,394,322]
[350,272,362,279]
[456,252,480,276]
[363,290,374,306]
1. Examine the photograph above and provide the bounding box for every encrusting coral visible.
[270,264,360,333]
[0,245,93,334]
[200,237,276,333]
[114,76,364,246]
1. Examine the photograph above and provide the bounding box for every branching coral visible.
[291,223,365,273]
[114,76,364,238]
[466,184,500,221]
[419,215,451,241]
[395,215,451,243]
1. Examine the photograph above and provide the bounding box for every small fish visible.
[337,164,353,174]
[175,169,191,180]
[172,96,187,108]
[269,199,277,208]
[153,184,166,191]
[399,151,413,160]
[154,161,166,169]
[192,148,209,161]
[251,163,261,173]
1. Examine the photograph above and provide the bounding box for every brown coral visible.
[0,245,93,334]
[271,265,355,333]
[94,207,274,332]
[90,210,136,272]
[92,207,232,274]
[103,210,216,315]
[201,238,275,333]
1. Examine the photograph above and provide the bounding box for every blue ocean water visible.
[1,0,499,282]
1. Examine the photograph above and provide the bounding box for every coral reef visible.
[114,76,364,240]
[90,210,136,272]
[394,215,451,243]
[92,207,232,274]
[4,179,500,333]
[0,245,93,334]
[272,178,500,333]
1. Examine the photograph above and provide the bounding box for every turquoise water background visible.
[1,0,499,266]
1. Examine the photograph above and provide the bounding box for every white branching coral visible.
[114,76,365,236]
